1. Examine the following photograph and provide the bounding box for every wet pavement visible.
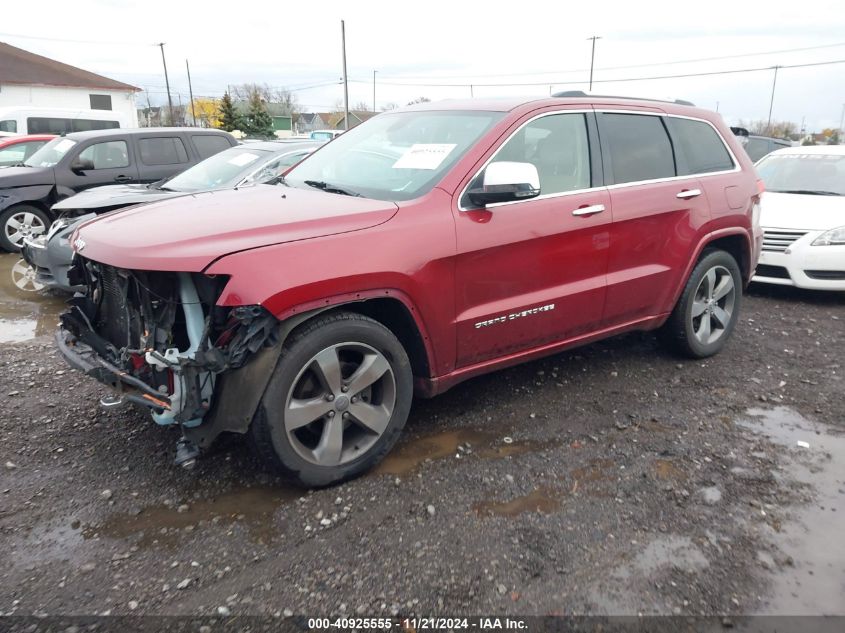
[0,279,843,617]
[739,407,845,616]
[0,252,65,344]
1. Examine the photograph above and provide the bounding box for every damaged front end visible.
[56,257,281,463]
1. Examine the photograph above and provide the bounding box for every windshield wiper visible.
[770,189,840,196]
[304,179,362,197]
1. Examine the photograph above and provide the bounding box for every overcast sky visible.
[3,0,844,130]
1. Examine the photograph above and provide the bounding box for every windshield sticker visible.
[392,143,457,170]
[227,153,260,167]
[54,139,75,153]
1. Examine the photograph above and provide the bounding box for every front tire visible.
[0,205,50,252]
[249,311,413,487]
[659,249,742,358]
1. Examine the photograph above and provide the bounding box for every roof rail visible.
[551,90,695,107]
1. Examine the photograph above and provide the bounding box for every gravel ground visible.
[0,281,843,619]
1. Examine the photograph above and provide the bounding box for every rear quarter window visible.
[192,134,233,159]
[667,117,734,175]
[138,137,189,165]
[600,113,676,184]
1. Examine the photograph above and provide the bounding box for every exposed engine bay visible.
[56,257,281,462]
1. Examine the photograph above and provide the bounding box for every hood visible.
[760,191,845,231]
[0,165,54,188]
[74,185,399,271]
[53,183,182,211]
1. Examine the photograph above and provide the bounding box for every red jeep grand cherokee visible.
[57,94,762,486]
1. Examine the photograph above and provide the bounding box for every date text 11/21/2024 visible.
[307,617,528,630]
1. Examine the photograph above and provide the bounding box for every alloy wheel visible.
[11,259,44,292]
[691,265,736,346]
[284,342,396,467]
[5,211,47,248]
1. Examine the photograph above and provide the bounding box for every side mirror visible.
[467,161,540,207]
[70,157,95,173]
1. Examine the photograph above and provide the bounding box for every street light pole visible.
[840,103,845,135]
[186,59,196,127]
[587,35,601,91]
[157,43,173,127]
[341,20,349,131]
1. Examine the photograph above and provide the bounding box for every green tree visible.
[242,92,274,138]
[218,92,241,132]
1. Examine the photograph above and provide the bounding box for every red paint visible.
[0,134,56,149]
[74,97,759,396]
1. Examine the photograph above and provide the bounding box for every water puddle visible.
[473,486,562,517]
[85,484,300,549]
[739,406,845,615]
[374,428,559,476]
[0,252,65,343]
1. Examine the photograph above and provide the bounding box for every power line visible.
[351,58,845,88]
[367,41,845,80]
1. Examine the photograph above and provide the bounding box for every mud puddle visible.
[740,406,845,615]
[473,486,562,517]
[373,427,560,476]
[0,252,65,343]
[84,484,301,549]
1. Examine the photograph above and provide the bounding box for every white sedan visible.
[753,145,845,290]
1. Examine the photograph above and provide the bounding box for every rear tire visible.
[249,311,413,487]
[659,249,742,358]
[0,205,50,252]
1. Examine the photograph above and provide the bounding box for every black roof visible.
[65,127,233,141]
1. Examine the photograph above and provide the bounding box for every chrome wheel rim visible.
[691,265,735,346]
[284,342,396,467]
[5,211,46,247]
[11,258,44,292]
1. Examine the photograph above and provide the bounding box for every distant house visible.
[234,100,293,137]
[0,42,140,129]
[293,110,378,134]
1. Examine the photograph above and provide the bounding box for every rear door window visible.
[599,113,676,185]
[138,137,189,165]
[667,117,734,175]
[192,134,232,159]
[28,117,71,135]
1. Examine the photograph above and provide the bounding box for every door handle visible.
[114,175,132,183]
[572,204,605,216]
[676,188,702,199]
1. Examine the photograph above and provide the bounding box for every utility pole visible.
[373,70,377,113]
[587,35,601,91]
[766,65,780,132]
[157,43,173,127]
[341,20,349,131]
[840,103,845,135]
[186,59,196,127]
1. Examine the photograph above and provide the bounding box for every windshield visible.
[756,153,845,196]
[285,110,504,201]
[24,137,77,168]
[164,146,274,192]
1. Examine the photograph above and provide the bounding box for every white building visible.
[0,42,139,130]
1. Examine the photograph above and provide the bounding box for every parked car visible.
[22,140,321,291]
[310,130,343,141]
[0,127,236,251]
[0,107,128,135]
[56,95,761,486]
[730,127,793,162]
[752,145,844,290]
[0,134,55,167]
